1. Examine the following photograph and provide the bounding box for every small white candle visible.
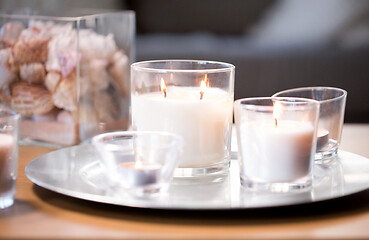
[238,121,314,182]
[132,86,233,168]
[119,161,161,187]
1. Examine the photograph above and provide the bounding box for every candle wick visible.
[163,90,167,98]
[200,91,204,100]
[275,118,278,127]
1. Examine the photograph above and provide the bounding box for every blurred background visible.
[1,0,369,123]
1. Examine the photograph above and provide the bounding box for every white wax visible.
[238,121,314,182]
[131,86,233,168]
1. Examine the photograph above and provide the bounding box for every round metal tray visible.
[25,144,369,210]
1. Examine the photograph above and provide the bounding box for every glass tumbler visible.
[234,97,320,192]
[0,107,19,208]
[273,87,347,162]
[131,60,235,177]
[92,131,183,195]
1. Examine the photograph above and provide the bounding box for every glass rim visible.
[131,59,235,73]
[92,131,183,151]
[234,97,320,112]
[0,10,135,22]
[272,86,347,104]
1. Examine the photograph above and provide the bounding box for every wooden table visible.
[1,124,369,240]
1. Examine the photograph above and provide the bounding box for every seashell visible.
[12,37,49,64]
[21,20,73,39]
[0,89,11,105]
[19,63,45,84]
[45,29,76,73]
[88,59,110,90]
[0,48,16,89]
[0,22,25,47]
[52,74,77,111]
[44,71,61,92]
[57,50,77,77]
[79,30,117,61]
[11,82,54,116]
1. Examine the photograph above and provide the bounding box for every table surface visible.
[1,123,369,240]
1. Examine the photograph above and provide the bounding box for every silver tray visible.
[25,144,369,210]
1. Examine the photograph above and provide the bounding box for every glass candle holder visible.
[131,60,235,177]
[0,11,135,146]
[234,97,320,192]
[273,87,347,162]
[92,131,183,195]
[0,107,19,208]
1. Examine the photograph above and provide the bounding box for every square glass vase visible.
[0,11,135,146]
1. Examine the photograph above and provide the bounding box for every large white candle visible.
[238,121,314,182]
[132,86,233,168]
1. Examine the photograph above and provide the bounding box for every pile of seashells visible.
[0,20,130,145]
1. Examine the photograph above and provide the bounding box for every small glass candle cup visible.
[0,107,20,209]
[131,60,235,177]
[234,97,320,192]
[92,131,183,195]
[273,87,347,162]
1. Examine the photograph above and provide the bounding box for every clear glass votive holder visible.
[0,107,20,208]
[273,87,347,162]
[131,60,235,177]
[234,97,320,192]
[92,131,183,195]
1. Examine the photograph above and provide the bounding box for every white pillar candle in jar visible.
[132,85,233,168]
[235,97,319,191]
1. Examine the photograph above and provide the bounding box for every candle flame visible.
[273,102,282,127]
[204,74,210,87]
[160,78,167,98]
[135,160,143,169]
[200,75,209,100]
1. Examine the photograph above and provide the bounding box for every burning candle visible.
[119,161,162,187]
[240,103,314,182]
[92,131,182,194]
[132,77,233,168]
[131,60,234,176]
[235,97,319,190]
